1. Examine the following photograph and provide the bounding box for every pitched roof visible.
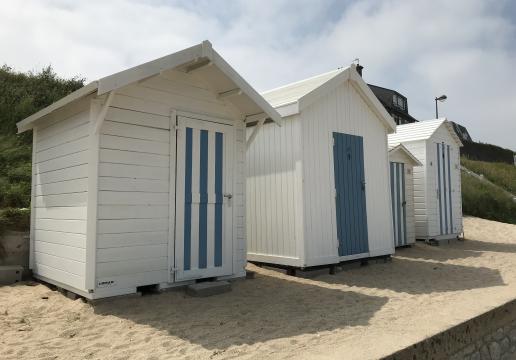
[262,68,344,108]
[17,41,281,133]
[388,118,463,147]
[260,65,396,133]
[388,143,423,166]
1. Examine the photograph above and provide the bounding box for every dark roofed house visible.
[368,84,418,125]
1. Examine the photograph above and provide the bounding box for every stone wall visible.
[383,298,516,360]
[0,230,30,278]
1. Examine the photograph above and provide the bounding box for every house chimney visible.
[356,64,364,77]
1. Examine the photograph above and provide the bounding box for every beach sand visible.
[1,216,515,359]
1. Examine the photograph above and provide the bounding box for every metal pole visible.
[435,99,438,118]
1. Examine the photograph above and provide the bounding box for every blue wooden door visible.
[332,132,369,257]
[436,142,454,235]
[390,162,407,246]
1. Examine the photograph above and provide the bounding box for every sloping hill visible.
[461,158,516,225]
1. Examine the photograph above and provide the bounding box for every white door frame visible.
[174,115,234,281]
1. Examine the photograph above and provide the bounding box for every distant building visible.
[368,84,418,125]
[449,121,473,143]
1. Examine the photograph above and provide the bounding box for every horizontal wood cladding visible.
[32,107,89,292]
[95,91,173,291]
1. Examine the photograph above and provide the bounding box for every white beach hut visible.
[16,41,281,299]
[388,144,422,247]
[388,119,463,242]
[246,66,397,269]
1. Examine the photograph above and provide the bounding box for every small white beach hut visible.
[246,66,397,269]
[388,119,463,242]
[16,41,281,299]
[388,144,422,247]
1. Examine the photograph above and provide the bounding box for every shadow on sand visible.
[320,257,505,294]
[92,272,388,349]
[395,238,516,262]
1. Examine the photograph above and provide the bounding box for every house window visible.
[392,94,406,111]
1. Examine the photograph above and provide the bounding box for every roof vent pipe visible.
[356,64,364,77]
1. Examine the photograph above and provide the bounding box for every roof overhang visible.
[268,65,396,133]
[389,143,423,166]
[17,40,281,133]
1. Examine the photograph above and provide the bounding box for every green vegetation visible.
[461,157,516,195]
[461,169,516,226]
[461,140,515,164]
[0,65,84,233]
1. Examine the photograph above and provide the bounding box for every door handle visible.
[223,193,233,199]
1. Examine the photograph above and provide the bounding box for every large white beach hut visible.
[246,65,397,269]
[388,119,463,242]
[17,41,281,299]
[388,144,422,247]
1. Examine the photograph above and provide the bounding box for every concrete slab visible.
[186,281,231,297]
[0,265,23,285]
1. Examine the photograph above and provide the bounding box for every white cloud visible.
[1,0,514,149]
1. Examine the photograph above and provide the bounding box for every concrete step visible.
[186,281,231,297]
[0,265,24,285]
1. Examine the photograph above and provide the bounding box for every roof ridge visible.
[261,67,347,95]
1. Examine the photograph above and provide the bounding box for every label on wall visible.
[97,280,116,288]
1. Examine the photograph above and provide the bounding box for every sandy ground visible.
[1,216,515,360]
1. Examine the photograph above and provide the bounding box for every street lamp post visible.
[435,95,447,118]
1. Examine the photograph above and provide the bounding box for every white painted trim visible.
[98,43,204,95]
[217,88,242,99]
[389,144,423,166]
[246,116,267,150]
[274,102,299,117]
[177,110,234,126]
[247,253,304,267]
[29,128,37,270]
[168,109,177,283]
[16,82,98,133]
[94,91,115,134]
[17,41,281,133]
[210,49,282,126]
[348,67,396,133]
[85,99,101,292]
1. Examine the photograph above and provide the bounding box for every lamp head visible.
[435,95,447,102]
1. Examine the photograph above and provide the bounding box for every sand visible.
[1,216,515,360]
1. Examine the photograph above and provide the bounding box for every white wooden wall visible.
[300,80,394,265]
[388,151,416,245]
[399,141,428,239]
[94,70,246,295]
[246,117,305,266]
[32,98,91,291]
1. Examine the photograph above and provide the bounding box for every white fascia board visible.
[16,82,98,133]
[211,49,282,126]
[274,102,299,117]
[348,66,397,133]
[97,42,205,95]
[297,68,349,111]
[389,144,423,166]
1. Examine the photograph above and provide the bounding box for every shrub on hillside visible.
[462,171,516,225]
[0,65,84,232]
[461,157,516,195]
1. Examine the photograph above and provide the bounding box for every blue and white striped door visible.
[175,117,233,281]
[436,143,454,235]
[390,162,407,246]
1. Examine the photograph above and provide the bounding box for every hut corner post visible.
[85,99,103,292]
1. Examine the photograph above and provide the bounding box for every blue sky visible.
[2,0,515,150]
